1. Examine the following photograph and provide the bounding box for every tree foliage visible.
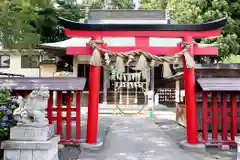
[0,0,84,48]
[109,0,135,9]
[167,0,240,61]
[34,0,84,43]
[82,0,134,9]
[139,0,167,9]
[0,0,40,49]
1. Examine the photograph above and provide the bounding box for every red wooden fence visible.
[200,91,239,145]
[14,90,240,145]
[14,90,82,144]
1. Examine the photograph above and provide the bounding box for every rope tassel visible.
[162,61,173,78]
[136,55,148,70]
[184,52,195,68]
[90,49,102,66]
[136,55,149,79]
[115,56,125,74]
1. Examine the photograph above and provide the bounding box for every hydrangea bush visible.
[0,90,18,140]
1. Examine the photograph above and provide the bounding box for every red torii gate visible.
[59,17,227,145]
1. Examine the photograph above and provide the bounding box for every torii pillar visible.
[86,36,102,144]
[59,17,227,145]
[183,36,198,144]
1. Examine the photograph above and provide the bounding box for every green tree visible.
[34,0,84,43]
[0,0,84,47]
[167,0,240,61]
[140,0,167,9]
[0,0,40,49]
[109,0,134,9]
[82,0,134,9]
[37,0,135,43]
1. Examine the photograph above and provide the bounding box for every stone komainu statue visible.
[13,88,49,127]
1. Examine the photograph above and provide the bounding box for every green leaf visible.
[167,0,240,61]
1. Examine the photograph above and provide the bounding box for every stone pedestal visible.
[1,124,59,160]
[235,136,240,160]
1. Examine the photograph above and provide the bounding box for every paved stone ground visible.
[79,116,200,160]
[59,106,237,160]
[58,115,113,160]
[153,109,237,160]
[154,118,236,160]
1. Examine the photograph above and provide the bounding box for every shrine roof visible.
[0,77,86,91]
[197,78,240,91]
[39,38,89,49]
[59,16,227,31]
[88,10,166,20]
[87,9,168,24]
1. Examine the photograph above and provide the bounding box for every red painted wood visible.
[56,91,62,136]
[231,94,237,140]
[47,91,53,124]
[135,37,149,46]
[66,91,72,140]
[66,46,218,56]
[183,36,198,144]
[52,117,76,121]
[202,91,208,141]
[75,91,81,140]
[86,36,101,144]
[212,92,218,140]
[64,28,222,38]
[221,93,228,140]
[51,107,76,112]
[24,91,29,97]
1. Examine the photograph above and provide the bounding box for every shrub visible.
[0,90,18,140]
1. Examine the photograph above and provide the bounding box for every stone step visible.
[96,110,148,115]
[98,104,167,110]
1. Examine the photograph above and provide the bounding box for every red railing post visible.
[202,91,208,141]
[56,91,62,137]
[47,91,53,124]
[75,91,81,141]
[221,92,228,141]
[66,91,72,140]
[24,90,29,97]
[15,91,20,97]
[212,92,218,141]
[231,93,237,140]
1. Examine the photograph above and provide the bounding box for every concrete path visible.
[80,116,197,160]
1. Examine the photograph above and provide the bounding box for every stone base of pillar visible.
[1,124,60,160]
[179,140,206,153]
[80,140,103,151]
